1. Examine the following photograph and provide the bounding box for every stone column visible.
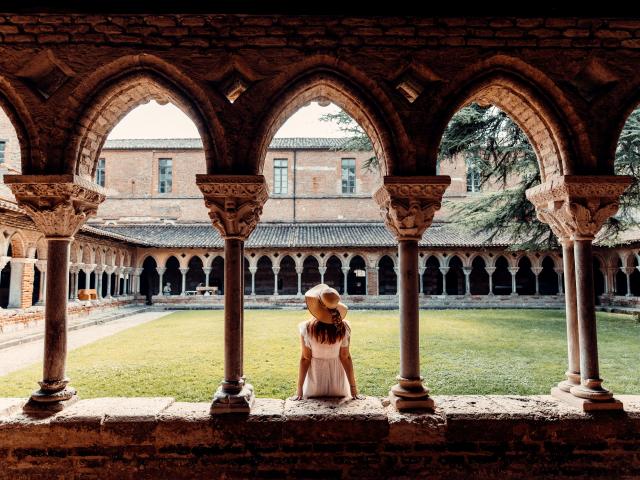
[179,267,188,295]
[485,266,496,295]
[5,174,105,410]
[249,266,257,295]
[94,267,103,299]
[374,175,450,411]
[462,267,472,296]
[204,267,212,287]
[508,267,519,295]
[341,266,350,295]
[36,261,47,305]
[197,174,268,414]
[438,267,449,296]
[622,267,634,297]
[105,268,113,298]
[605,267,615,295]
[418,266,425,294]
[527,175,631,410]
[296,266,303,296]
[7,258,26,308]
[394,266,400,294]
[272,266,280,296]
[531,266,543,295]
[319,266,326,285]
[558,240,580,392]
[156,267,166,295]
[554,267,564,295]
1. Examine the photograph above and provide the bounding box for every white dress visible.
[298,319,351,398]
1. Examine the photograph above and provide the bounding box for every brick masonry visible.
[0,395,638,478]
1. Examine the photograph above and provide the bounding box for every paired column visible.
[485,266,496,295]
[5,174,105,411]
[527,175,631,410]
[204,267,212,287]
[531,267,543,295]
[249,266,257,295]
[508,267,519,295]
[621,267,634,297]
[156,267,166,295]
[554,267,564,295]
[438,267,448,296]
[296,266,303,296]
[462,267,471,296]
[374,175,450,411]
[179,267,188,295]
[272,266,280,296]
[418,266,425,294]
[197,174,268,414]
[95,267,103,299]
[318,266,326,284]
[341,266,349,295]
[36,260,47,305]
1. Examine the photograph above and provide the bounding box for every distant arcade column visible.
[5,174,105,412]
[374,175,450,412]
[197,174,268,414]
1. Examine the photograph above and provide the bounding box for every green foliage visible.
[0,309,638,400]
[319,110,378,171]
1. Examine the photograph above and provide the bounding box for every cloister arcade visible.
[0,10,636,427]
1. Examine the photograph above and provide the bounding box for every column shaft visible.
[223,238,243,389]
[559,241,580,391]
[399,240,420,380]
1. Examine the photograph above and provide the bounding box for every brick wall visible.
[0,395,638,478]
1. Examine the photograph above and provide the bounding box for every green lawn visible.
[0,309,638,401]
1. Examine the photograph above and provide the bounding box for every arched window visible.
[378,255,397,295]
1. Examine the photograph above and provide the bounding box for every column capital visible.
[179,267,189,274]
[485,266,496,274]
[296,266,304,274]
[203,267,212,274]
[373,176,451,241]
[621,266,635,275]
[531,266,543,275]
[462,267,472,276]
[525,175,632,241]
[508,267,519,275]
[5,174,106,238]
[156,267,166,275]
[272,266,280,274]
[196,174,268,241]
[438,267,449,275]
[248,266,257,274]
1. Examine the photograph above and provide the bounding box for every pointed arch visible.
[430,56,588,180]
[63,54,227,177]
[251,66,409,175]
[0,74,43,173]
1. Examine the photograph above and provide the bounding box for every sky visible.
[107,100,348,139]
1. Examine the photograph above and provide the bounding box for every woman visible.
[293,284,363,400]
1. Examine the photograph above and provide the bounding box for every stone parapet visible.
[0,395,639,478]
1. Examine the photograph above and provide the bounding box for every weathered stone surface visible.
[0,398,25,417]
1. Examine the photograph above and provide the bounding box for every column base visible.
[557,371,581,392]
[210,382,255,414]
[551,387,623,412]
[24,384,78,415]
[570,378,615,401]
[389,377,435,411]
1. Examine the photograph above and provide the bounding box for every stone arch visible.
[251,67,408,176]
[254,255,273,295]
[278,255,297,295]
[301,255,321,292]
[64,54,226,178]
[430,56,586,180]
[422,255,442,295]
[378,254,397,296]
[35,237,47,261]
[0,74,43,173]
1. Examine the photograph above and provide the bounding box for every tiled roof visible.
[102,137,353,151]
[92,222,514,249]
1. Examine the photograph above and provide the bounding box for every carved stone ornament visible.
[525,175,633,241]
[4,175,106,238]
[196,174,269,240]
[373,176,451,241]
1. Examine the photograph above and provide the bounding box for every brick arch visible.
[250,69,408,176]
[0,75,43,173]
[64,55,227,178]
[429,57,586,181]
[8,232,25,258]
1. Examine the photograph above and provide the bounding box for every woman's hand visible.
[350,385,364,400]
[290,392,304,401]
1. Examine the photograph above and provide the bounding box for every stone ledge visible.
[0,395,639,478]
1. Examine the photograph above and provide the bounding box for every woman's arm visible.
[294,335,312,400]
[339,345,363,399]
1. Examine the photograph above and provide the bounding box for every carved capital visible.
[4,175,105,238]
[196,174,269,241]
[525,175,633,241]
[373,176,451,241]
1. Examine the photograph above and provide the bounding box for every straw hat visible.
[305,284,348,324]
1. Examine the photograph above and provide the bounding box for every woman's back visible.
[299,319,349,359]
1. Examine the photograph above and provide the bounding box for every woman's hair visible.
[307,316,350,345]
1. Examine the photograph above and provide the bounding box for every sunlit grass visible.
[0,309,637,401]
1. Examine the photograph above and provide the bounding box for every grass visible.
[0,309,638,401]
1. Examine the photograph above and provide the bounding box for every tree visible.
[323,104,640,251]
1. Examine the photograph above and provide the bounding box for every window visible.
[96,158,105,187]
[273,158,288,195]
[158,158,173,193]
[341,158,356,194]
[466,163,481,192]
[0,141,5,164]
